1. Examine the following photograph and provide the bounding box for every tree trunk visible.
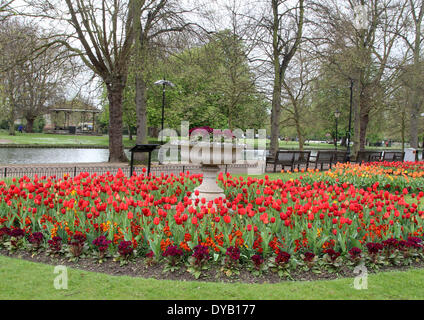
[409,107,419,148]
[409,13,422,149]
[359,94,370,152]
[133,0,149,163]
[270,0,281,156]
[106,80,127,163]
[294,115,304,151]
[135,74,148,162]
[128,124,133,141]
[270,81,282,155]
[8,118,15,136]
[26,117,35,133]
[401,106,405,153]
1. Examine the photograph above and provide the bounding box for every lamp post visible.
[334,109,341,150]
[154,79,175,144]
[421,113,424,160]
[346,79,354,162]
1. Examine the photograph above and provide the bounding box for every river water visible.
[1,147,416,165]
[0,148,133,164]
[0,148,268,165]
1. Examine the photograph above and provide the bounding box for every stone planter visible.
[180,142,244,203]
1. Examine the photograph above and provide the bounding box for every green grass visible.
[0,132,158,148]
[1,255,423,299]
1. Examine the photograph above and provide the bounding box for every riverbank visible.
[0,132,158,148]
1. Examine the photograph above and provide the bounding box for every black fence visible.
[0,163,259,179]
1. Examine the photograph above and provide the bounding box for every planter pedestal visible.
[178,142,244,204]
[193,164,225,203]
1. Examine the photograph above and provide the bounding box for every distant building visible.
[44,99,101,135]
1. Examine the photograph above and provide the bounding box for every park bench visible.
[356,151,382,163]
[382,151,405,162]
[332,151,348,164]
[309,150,337,170]
[266,150,311,172]
[293,151,311,170]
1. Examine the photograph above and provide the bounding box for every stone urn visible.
[180,141,244,203]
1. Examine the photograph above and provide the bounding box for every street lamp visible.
[345,79,354,162]
[421,113,424,160]
[154,79,175,144]
[334,109,341,150]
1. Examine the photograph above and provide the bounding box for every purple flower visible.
[275,251,291,265]
[118,241,133,257]
[348,247,362,260]
[92,235,111,252]
[68,233,86,257]
[9,228,25,239]
[324,249,341,261]
[407,237,422,248]
[69,233,86,246]
[366,242,383,255]
[225,246,240,261]
[0,227,11,238]
[162,245,183,258]
[398,240,408,248]
[192,245,210,264]
[251,254,264,268]
[382,238,399,249]
[304,252,315,262]
[28,232,44,247]
[48,236,62,252]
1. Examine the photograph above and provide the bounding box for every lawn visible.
[1,255,424,300]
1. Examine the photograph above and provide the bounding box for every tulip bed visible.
[299,161,424,194]
[1,165,424,279]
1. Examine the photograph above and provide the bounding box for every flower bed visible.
[301,162,424,193]
[1,168,424,279]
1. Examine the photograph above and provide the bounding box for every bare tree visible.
[255,0,305,155]
[132,0,196,160]
[16,0,136,162]
[281,47,316,150]
[310,0,407,156]
[400,0,424,148]
[22,42,76,132]
[0,20,38,135]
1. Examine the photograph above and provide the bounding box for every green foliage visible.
[99,30,270,133]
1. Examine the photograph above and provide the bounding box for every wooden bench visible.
[356,151,382,163]
[266,150,311,172]
[309,150,335,170]
[332,151,348,164]
[382,151,405,162]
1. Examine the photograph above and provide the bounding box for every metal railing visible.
[0,163,258,179]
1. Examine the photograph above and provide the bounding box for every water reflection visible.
[0,147,264,165]
[0,148,132,164]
